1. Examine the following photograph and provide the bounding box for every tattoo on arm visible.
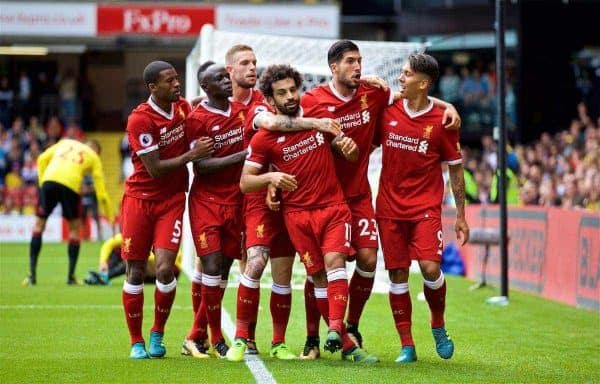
[449,164,466,212]
[285,115,293,130]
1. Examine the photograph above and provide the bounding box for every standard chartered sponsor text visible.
[386,132,420,151]
[282,136,318,161]
[160,124,184,146]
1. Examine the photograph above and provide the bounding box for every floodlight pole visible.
[495,0,509,302]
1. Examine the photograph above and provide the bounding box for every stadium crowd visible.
[443,101,599,210]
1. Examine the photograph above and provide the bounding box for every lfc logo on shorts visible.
[256,224,264,239]
[199,232,208,249]
[300,252,313,268]
[123,237,132,254]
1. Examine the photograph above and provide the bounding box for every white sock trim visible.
[156,278,176,293]
[355,265,376,278]
[272,283,291,295]
[390,282,410,295]
[314,287,328,299]
[202,274,221,287]
[240,274,260,289]
[123,281,144,295]
[326,268,347,282]
[192,271,202,284]
[423,272,445,290]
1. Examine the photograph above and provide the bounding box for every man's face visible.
[269,78,300,117]
[202,65,232,99]
[150,68,181,103]
[227,50,257,89]
[331,50,362,89]
[398,62,427,99]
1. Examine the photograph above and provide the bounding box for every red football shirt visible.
[187,100,245,205]
[301,82,393,199]
[245,113,345,212]
[125,96,191,200]
[375,99,462,220]
[231,88,266,147]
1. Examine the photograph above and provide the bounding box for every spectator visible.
[17,70,32,121]
[59,68,78,124]
[0,76,14,129]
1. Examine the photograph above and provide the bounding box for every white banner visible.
[0,215,62,242]
[215,4,339,38]
[0,2,96,37]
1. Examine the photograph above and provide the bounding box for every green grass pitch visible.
[1,242,598,383]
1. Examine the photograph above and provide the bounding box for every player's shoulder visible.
[303,84,330,99]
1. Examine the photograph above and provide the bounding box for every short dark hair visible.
[327,40,359,66]
[407,53,439,83]
[142,61,174,86]
[259,64,303,98]
[197,60,216,84]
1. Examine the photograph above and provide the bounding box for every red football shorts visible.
[245,205,295,259]
[284,204,352,276]
[377,217,443,270]
[189,198,243,259]
[121,193,186,261]
[347,194,379,251]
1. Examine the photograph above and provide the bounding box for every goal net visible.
[183,24,426,291]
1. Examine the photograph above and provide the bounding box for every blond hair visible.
[225,44,254,65]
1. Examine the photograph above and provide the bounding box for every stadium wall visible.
[442,205,600,312]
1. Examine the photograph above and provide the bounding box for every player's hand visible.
[190,96,205,107]
[189,137,214,160]
[265,184,281,212]
[99,261,109,273]
[314,118,341,136]
[269,172,297,191]
[360,75,389,91]
[455,217,470,246]
[442,104,461,130]
[338,137,359,161]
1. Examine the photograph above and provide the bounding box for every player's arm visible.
[360,75,389,91]
[255,111,341,137]
[392,92,461,130]
[99,233,121,271]
[194,149,248,174]
[36,143,57,184]
[449,163,470,245]
[429,96,461,130]
[240,164,297,193]
[331,135,359,162]
[89,155,115,223]
[139,137,213,178]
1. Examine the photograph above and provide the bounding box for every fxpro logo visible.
[124,9,191,34]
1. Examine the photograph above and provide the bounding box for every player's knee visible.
[155,265,174,283]
[126,268,145,285]
[245,257,266,279]
[389,268,409,283]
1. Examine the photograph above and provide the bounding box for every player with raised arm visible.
[181,61,249,359]
[240,64,377,364]
[375,53,469,363]
[24,138,114,286]
[121,60,213,359]
[300,40,462,354]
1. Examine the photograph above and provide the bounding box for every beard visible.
[275,102,299,117]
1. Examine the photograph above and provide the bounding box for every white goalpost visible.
[182,24,426,291]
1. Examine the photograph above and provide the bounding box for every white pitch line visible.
[181,266,277,384]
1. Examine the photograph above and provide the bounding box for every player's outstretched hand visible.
[314,118,341,136]
[360,75,389,91]
[190,137,214,160]
[442,104,461,130]
[338,137,359,161]
[265,184,281,212]
[455,217,470,246]
[269,172,297,192]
